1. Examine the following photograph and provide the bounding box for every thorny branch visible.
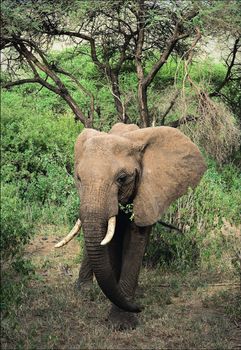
[143,10,199,89]
[45,21,136,122]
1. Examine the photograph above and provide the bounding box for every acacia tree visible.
[38,0,200,127]
[1,0,240,129]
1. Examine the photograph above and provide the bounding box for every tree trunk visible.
[137,83,150,127]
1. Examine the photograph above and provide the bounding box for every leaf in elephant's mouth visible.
[119,203,134,220]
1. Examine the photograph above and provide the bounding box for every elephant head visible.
[56,123,206,312]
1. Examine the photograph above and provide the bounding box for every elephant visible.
[55,122,206,330]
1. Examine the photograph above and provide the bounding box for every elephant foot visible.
[107,305,139,331]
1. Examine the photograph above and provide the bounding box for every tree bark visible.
[135,0,148,127]
[137,83,149,127]
[61,93,90,125]
[47,29,130,123]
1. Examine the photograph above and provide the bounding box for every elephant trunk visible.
[82,215,141,313]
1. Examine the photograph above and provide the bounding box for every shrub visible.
[1,91,82,224]
[0,183,34,259]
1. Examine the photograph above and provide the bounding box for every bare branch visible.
[143,24,194,88]
[135,0,148,126]
[115,32,136,73]
[209,36,240,97]
[97,9,135,36]
[45,29,104,70]
[2,78,41,88]
[1,37,89,126]
[160,90,179,125]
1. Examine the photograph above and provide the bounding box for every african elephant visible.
[56,123,206,329]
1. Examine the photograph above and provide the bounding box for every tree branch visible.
[209,36,240,97]
[97,9,135,36]
[143,10,199,89]
[54,67,95,125]
[46,29,104,70]
[160,90,179,125]
[1,37,89,126]
[2,78,41,89]
[115,32,136,73]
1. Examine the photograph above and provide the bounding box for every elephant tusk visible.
[55,219,82,248]
[100,216,116,246]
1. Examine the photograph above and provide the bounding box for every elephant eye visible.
[77,174,81,182]
[117,173,128,185]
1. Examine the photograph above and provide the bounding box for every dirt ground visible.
[1,226,241,349]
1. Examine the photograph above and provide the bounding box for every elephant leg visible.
[108,224,151,330]
[76,245,94,291]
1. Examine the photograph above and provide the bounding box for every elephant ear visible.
[124,127,206,227]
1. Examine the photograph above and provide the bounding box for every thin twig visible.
[160,90,179,125]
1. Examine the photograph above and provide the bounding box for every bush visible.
[1,91,82,226]
[0,183,34,259]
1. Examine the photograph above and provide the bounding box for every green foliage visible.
[0,183,34,259]
[3,40,239,133]
[223,78,241,122]
[119,203,134,220]
[0,181,35,314]
[195,0,241,36]
[1,90,82,207]
[1,0,76,37]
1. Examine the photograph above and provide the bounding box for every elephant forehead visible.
[83,134,133,155]
[76,135,140,179]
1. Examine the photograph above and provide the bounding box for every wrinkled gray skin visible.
[74,123,206,330]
